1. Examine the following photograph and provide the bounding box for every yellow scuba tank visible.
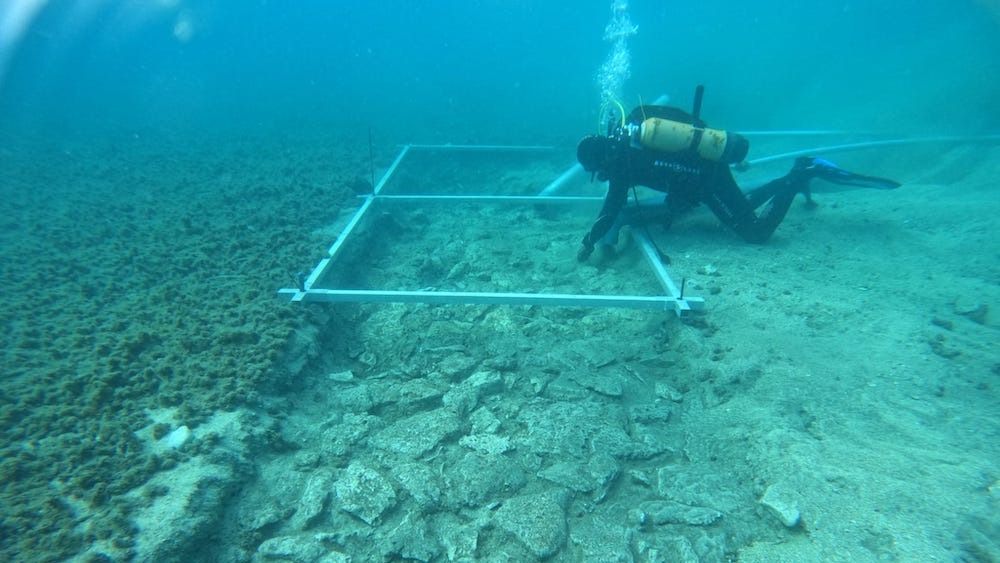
[638,117,749,164]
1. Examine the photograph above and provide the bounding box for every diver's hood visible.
[577,135,612,173]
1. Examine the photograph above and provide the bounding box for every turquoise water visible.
[3,1,998,141]
[1,2,997,561]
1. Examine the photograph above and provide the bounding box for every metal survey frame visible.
[277,143,704,316]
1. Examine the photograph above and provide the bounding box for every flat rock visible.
[543,375,591,401]
[443,371,504,415]
[568,516,632,562]
[654,382,684,402]
[458,434,513,455]
[255,534,326,563]
[537,453,618,496]
[494,492,568,558]
[442,384,479,417]
[370,409,461,458]
[444,452,526,509]
[383,517,441,562]
[437,353,479,381]
[639,500,722,526]
[334,386,375,413]
[254,533,350,563]
[327,370,355,383]
[652,536,700,563]
[392,462,441,510]
[335,463,396,525]
[323,413,381,458]
[463,370,504,395]
[317,552,351,563]
[132,411,251,562]
[436,513,480,561]
[570,371,624,397]
[629,402,673,424]
[568,343,617,368]
[760,483,801,528]
[538,462,593,492]
[290,470,334,530]
[591,425,666,460]
[657,467,741,513]
[516,401,624,457]
[469,407,501,434]
[392,379,445,407]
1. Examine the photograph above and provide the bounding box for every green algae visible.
[0,134,363,560]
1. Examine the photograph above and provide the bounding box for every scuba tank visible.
[633,85,749,164]
[638,117,748,164]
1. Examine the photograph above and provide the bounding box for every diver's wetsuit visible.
[582,105,803,251]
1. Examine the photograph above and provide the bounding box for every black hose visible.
[691,84,705,121]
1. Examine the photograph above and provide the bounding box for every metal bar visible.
[298,195,377,291]
[633,231,705,316]
[404,144,555,151]
[747,135,1000,166]
[325,196,374,258]
[302,144,416,290]
[740,130,860,136]
[301,257,331,294]
[278,140,702,316]
[369,194,603,203]
[634,231,681,296]
[373,144,411,194]
[277,288,680,311]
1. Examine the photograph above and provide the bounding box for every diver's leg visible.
[704,172,798,244]
[742,157,900,211]
[745,177,797,208]
[749,166,822,209]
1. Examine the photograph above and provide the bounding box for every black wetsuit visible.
[583,105,802,248]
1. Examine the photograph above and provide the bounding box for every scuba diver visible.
[575,86,901,262]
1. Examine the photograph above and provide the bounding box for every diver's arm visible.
[577,180,629,261]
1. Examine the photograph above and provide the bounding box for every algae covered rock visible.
[290,469,334,530]
[393,462,442,510]
[370,409,461,458]
[443,452,526,509]
[638,500,722,526]
[322,413,381,458]
[568,516,634,562]
[443,370,504,416]
[515,401,612,456]
[458,433,513,455]
[132,411,252,562]
[383,516,441,562]
[255,534,326,563]
[569,371,624,397]
[537,453,619,499]
[254,533,350,563]
[334,463,396,525]
[493,491,568,558]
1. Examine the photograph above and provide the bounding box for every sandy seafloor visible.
[0,130,997,562]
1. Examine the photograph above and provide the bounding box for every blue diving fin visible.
[797,157,902,190]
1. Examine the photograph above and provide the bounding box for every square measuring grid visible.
[278,144,704,316]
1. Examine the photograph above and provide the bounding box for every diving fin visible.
[795,157,901,190]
